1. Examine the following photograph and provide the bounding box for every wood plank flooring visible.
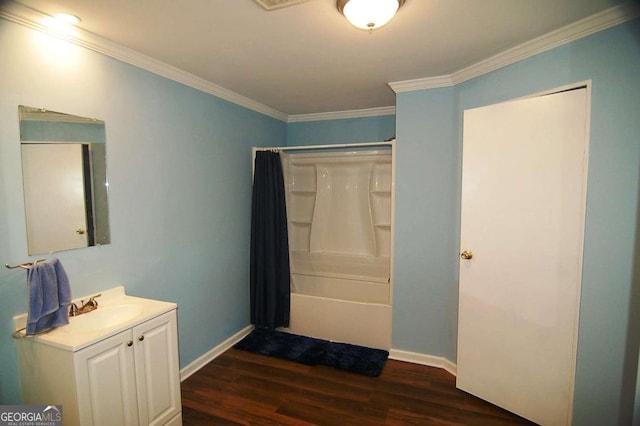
[181,348,536,425]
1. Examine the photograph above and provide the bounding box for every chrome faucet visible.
[68,293,102,317]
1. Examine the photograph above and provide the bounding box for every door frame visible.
[539,80,592,421]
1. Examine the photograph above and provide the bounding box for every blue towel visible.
[26,258,71,335]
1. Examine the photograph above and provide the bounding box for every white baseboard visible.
[389,349,457,377]
[179,325,254,382]
[179,326,458,381]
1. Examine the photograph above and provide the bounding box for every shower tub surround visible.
[281,148,393,350]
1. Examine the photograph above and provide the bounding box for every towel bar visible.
[5,258,46,270]
[12,327,28,339]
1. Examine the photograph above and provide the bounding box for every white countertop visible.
[13,286,177,352]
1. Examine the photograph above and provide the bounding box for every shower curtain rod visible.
[254,141,394,153]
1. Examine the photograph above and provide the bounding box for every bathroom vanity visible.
[14,287,182,426]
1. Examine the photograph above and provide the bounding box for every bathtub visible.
[287,252,392,350]
[289,293,392,350]
[281,149,393,350]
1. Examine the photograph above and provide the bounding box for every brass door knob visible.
[76,228,86,235]
[460,250,473,260]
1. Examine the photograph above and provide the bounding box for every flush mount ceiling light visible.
[43,12,81,35]
[52,13,80,25]
[337,0,406,30]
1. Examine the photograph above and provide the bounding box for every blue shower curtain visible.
[250,150,290,329]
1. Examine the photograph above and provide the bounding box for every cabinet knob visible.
[127,340,133,347]
[138,335,144,342]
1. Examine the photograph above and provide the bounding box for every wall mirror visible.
[19,105,111,255]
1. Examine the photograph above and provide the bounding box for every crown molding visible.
[0,2,289,122]
[388,75,454,93]
[3,2,637,121]
[2,1,392,124]
[451,2,639,85]
[389,2,639,93]
[287,106,396,123]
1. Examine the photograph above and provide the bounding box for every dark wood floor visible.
[181,348,536,425]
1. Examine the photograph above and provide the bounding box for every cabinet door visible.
[133,311,181,426]
[74,330,139,426]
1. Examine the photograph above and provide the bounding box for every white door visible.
[22,143,88,254]
[457,88,589,425]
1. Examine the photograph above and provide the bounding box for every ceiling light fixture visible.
[337,0,405,31]
[44,12,81,35]
[52,13,80,26]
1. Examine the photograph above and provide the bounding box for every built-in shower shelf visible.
[291,220,312,225]
[291,189,316,194]
[374,223,391,228]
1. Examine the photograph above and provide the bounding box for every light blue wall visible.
[2,11,638,425]
[287,18,640,425]
[21,120,106,143]
[287,115,395,146]
[395,19,640,425]
[0,20,285,403]
[394,88,459,359]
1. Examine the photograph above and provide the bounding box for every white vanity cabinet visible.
[74,311,181,426]
[15,289,182,426]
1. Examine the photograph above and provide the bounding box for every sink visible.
[13,287,178,351]
[58,304,143,334]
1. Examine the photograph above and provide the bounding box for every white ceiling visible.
[7,0,631,116]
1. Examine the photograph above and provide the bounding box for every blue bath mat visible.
[322,341,390,377]
[233,327,328,365]
[233,328,389,377]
